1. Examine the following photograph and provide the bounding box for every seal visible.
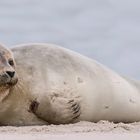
[0,43,140,125]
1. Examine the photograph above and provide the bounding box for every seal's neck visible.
[0,89,10,102]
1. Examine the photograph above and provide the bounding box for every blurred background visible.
[0,0,140,79]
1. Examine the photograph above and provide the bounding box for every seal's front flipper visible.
[30,96,81,124]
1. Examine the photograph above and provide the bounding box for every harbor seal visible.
[0,43,140,125]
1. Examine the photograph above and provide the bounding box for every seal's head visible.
[0,44,18,94]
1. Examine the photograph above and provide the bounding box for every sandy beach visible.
[1,121,140,139]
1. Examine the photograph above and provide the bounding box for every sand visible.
[1,121,140,139]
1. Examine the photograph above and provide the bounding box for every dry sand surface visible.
[1,121,140,140]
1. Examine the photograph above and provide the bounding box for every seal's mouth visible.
[7,77,18,85]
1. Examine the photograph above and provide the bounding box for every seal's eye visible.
[8,59,14,66]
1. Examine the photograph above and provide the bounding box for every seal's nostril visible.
[6,71,15,78]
